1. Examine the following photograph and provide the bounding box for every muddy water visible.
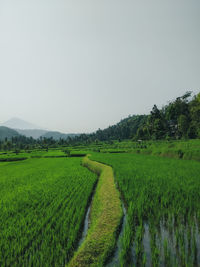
[143,223,152,266]
[105,212,200,267]
[76,180,97,249]
[130,218,200,267]
[131,223,151,267]
[65,200,93,265]
[106,203,127,267]
[77,204,91,248]
[196,222,200,264]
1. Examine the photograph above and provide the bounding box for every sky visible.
[0,0,200,133]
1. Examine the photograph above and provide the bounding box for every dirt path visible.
[68,156,122,267]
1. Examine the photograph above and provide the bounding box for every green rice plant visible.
[91,152,200,266]
[0,157,97,266]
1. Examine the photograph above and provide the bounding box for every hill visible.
[0,126,20,140]
[88,91,200,142]
[94,114,147,140]
[72,114,148,144]
[1,118,78,140]
[16,129,48,139]
[41,131,79,140]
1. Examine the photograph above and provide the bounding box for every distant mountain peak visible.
[1,117,42,130]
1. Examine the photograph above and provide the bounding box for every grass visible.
[0,157,97,266]
[68,156,122,267]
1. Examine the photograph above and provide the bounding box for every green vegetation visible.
[1,92,199,266]
[136,91,200,140]
[91,152,200,266]
[98,139,200,161]
[66,91,200,144]
[41,131,78,140]
[131,139,200,161]
[69,156,122,266]
[0,126,20,140]
[1,138,200,162]
[0,157,97,266]
[0,92,199,152]
[0,140,200,266]
[63,138,200,162]
[0,148,66,162]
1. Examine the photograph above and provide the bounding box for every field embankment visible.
[68,156,122,267]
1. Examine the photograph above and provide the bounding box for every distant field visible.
[91,152,200,266]
[0,157,97,266]
[1,139,200,161]
[97,139,200,161]
[67,139,200,161]
[0,148,87,161]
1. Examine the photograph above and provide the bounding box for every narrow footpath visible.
[68,156,122,267]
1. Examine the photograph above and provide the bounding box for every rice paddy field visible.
[90,152,200,266]
[0,157,97,266]
[0,148,66,160]
[67,139,200,161]
[1,140,200,266]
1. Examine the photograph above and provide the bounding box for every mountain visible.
[0,118,78,140]
[1,117,40,130]
[0,126,20,140]
[16,129,48,139]
[1,118,47,139]
[41,131,79,140]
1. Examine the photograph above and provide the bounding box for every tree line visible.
[68,91,200,143]
[0,91,199,151]
[136,91,200,140]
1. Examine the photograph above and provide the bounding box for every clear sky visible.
[0,0,199,133]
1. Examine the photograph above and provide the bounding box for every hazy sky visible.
[0,0,200,133]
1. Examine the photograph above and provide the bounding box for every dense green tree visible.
[178,115,189,138]
[0,91,199,150]
[189,93,200,137]
[136,91,199,140]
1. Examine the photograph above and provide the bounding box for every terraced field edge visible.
[68,156,122,267]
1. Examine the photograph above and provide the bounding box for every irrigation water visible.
[130,217,200,266]
[78,204,91,248]
[65,187,96,265]
[106,203,127,267]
